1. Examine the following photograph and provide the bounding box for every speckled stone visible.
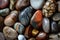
[14,22,25,34]
[42,18,50,33]
[0,0,9,9]
[57,1,60,12]
[28,38,36,40]
[16,0,29,10]
[49,34,59,40]
[4,10,18,26]
[0,8,9,16]
[18,35,26,40]
[52,13,60,21]
[30,10,43,29]
[19,6,33,26]
[36,32,47,40]
[3,26,18,40]
[42,0,56,17]
[0,32,5,40]
[51,21,58,33]
[30,0,45,9]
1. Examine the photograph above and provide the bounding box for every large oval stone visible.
[42,0,56,17]
[19,6,33,26]
[30,0,45,9]
[42,18,50,33]
[16,0,29,10]
[30,10,43,29]
[3,26,18,40]
[52,13,60,21]
[14,22,25,34]
[51,21,58,33]
[0,0,9,9]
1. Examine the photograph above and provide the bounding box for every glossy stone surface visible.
[4,10,18,26]
[14,22,25,34]
[0,32,5,40]
[32,29,39,36]
[3,26,18,40]
[16,0,29,10]
[19,6,33,26]
[52,13,60,21]
[42,18,50,33]
[0,0,9,9]
[28,38,36,40]
[30,0,45,9]
[30,10,43,29]
[57,1,60,12]
[49,34,59,40]
[42,0,56,17]
[51,21,58,33]
[0,8,9,16]
[18,35,26,40]
[36,32,47,40]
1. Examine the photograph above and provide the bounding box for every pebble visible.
[0,8,9,16]
[0,0,9,9]
[30,0,45,9]
[30,10,43,29]
[18,35,26,40]
[42,18,50,33]
[19,6,33,26]
[51,21,58,33]
[4,10,18,26]
[57,1,60,12]
[36,32,47,40]
[52,13,60,21]
[28,38,36,40]
[3,26,18,40]
[0,32,5,40]
[14,22,25,34]
[16,0,29,10]
[42,0,56,17]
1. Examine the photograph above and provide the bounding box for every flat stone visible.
[14,22,25,34]
[30,10,43,29]
[42,0,56,17]
[16,0,29,10]
[42,18,50,33]
[18,35,26,40]
[3,26,18,40]
[19,6,33,26]
[52,13,60,21]
[30,0,45,9]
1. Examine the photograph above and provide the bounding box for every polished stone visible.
[14,22,25,34]
[30,10,43,29]
[30,0,45,9]
[42,18,50,33]
[19,6,33,26]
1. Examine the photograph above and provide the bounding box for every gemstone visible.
[14,22,25,34]
[36,32,47,40]
[57,1,60,12]
[42,0,56,17]
[0,8,9,16]
[42,18,50,33]
[51,21,58,33]
[16,0,29,10]
[30,10,43,29]
[0,0,9,9]
[30,0,45,9]
[52,13,60,21]
[28,38,36,40]
[18,35,26,40]
[4,10,18,26]
[3,26,18,40]
[19,6,33,26]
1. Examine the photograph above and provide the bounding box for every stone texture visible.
[30,0,45,9]
[42,0,56,17]
[42,18,50,33]
[14,22,25,34]
[4,10,18,26]
[30,10,43,29]
[19,6,33,26]
[16,0,29,10]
